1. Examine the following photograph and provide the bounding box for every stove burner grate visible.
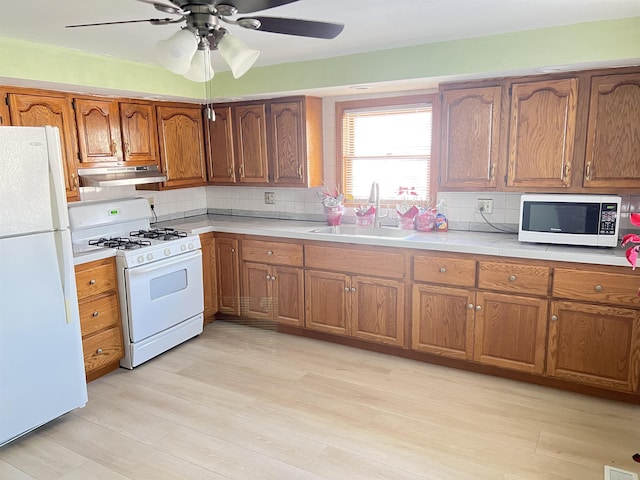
[130,228,188,241]
[89,237,152,250]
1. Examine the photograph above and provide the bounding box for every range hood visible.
[78,166,166,187]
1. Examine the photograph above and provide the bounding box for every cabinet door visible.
[584,73,640,188]
[305,270,349,335]
[507,78,578,188]
[273,265,304,326]
[0,91,9,126]
[351,275,405,347]
[119,101,159,166]
[156,105,207,188]
[440,86,502,189]
[474,292,548,374]
[547,301,640,392]
[234,103,269,184]
[8,92,79,201]
[241,262,272,320]
[200,233,218,321]
[411,284,475,360]
[206,105,236,183]
[74,98,122,165]
[215,236,240,316]
[269,100,305,186]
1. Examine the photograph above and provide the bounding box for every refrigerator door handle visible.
[57,230,78,324]
[45,126,71,230]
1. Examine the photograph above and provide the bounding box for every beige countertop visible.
[155,214,632,268]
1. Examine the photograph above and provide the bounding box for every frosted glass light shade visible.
[183,48,214,82]
[155,29,198,74]
[218,33,260,79]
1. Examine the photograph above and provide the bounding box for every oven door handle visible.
[128,250,202,276]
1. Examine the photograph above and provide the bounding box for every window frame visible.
[335,93,439,206]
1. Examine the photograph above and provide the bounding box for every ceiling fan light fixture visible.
[183,43,215,82]
[155,28,198,74]
[217,32,260,79]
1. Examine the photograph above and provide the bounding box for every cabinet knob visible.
[351,287,356,292]
[439,267,446,273]
[92,311,99,317]
[271,276,276,281]
[266,275,271,280]
[267,250,273,255]
[344,287,350,292]
[231,248,235,253]
[594,285,603,292]
[96,348,103,355]
[89,279,96,285]
[467,304,474,310]
[475,305,482,311]
[551,315,558,321]
[508,275,516,282]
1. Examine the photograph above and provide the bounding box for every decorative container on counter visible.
[416,208,437,232]
[355,205,376,227]
[397,205,419,230]
[324,205,344,226]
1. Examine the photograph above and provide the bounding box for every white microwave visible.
[518,194,621,247]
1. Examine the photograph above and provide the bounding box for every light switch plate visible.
[264,192,275,204]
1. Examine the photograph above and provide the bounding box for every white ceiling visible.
[2,0,640,79]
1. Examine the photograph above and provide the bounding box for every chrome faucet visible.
[368,181,382,227]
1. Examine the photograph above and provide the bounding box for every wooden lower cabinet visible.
[547,301,640,392]
[305,269,405,347]
[411,284,474,360]
[215,235,240,316]
[473,291,548,374]
[75,257,124,382]
[200,232,218,322]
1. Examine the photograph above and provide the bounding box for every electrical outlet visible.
[477,198,493,214]
[147,196,154,208]
[264,192,276,205]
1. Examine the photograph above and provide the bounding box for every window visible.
[336,94,435,205]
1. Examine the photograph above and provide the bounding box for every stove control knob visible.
[188,242,194,250]
[147,253,154,261]
[164,248,171,256]
[180,244,186,252]
[137,255,144,264]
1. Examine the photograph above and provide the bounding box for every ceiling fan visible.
[66,0,345,81]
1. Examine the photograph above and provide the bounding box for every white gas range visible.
[69,198,203,369]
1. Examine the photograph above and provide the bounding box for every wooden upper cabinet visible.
[7,91,80,201]
[234,103,269,184]
[268,97,324,187]
[507,78,578,189]
[440,86,502,190]
[74,97,122,165]
[583,73,640,188]
[0,92,9,126]
[119,101,159,166]
[205,105,236,184]
[156,104,207,189]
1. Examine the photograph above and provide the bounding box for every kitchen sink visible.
[310,225,414,238]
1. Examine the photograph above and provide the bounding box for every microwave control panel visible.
[599,203,618,235]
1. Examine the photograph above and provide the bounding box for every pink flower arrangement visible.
[622,213,640,269]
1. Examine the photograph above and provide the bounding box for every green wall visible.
[1,16,639,100]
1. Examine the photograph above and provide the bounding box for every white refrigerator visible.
[0,126,87,447]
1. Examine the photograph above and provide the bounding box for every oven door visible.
[124,249,203,343]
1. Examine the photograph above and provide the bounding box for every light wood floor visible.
[1,321,639,480]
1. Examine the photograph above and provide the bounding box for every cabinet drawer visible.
[82,326,123,374]
[242,239,303,266]
[75,258,117,300]
[79,294,120,337]
[553,268,640,308]
[478,261,550,296]
[413,254,476,287]
[305,244,405,279]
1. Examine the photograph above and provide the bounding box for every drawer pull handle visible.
[508,275,516,282]
[475,305,482,311]
[551,315,558,321]
[467,304,474,310]
[594,285,603,292]
[267,250,273,255]
[89,279,96,285]
[96,348,103,355]
[439,267,446,273]
[92,311,99,317]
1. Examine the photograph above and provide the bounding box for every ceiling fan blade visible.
[134,0,185,15]
[65,18,176,28]
[242,16,344,39]
[221,0,300,14]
